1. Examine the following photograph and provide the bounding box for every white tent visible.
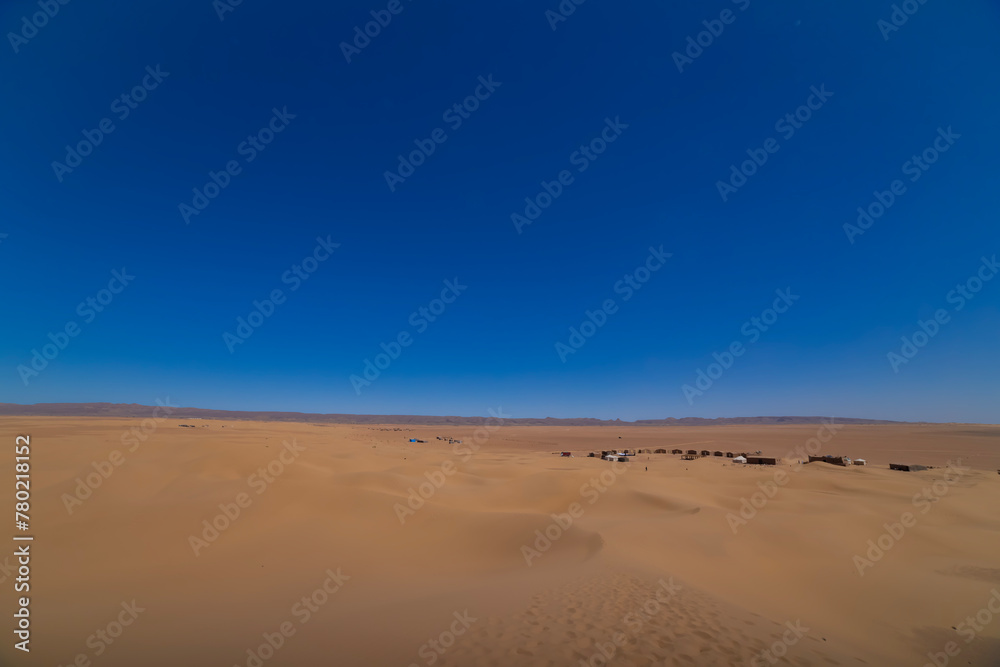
[733,455,747,463]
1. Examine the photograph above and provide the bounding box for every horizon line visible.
[1,401,996,426]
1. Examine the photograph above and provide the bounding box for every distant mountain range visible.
[0,402,912,425]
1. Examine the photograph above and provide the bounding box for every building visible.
[700,450,711,457]
[745,456,777,466]
[809,455,848,467]
[655,449,667,454]
[890,463,928,472]
[733,455,747,463]
[713,451,724,457]
[671,449,683,454]
[686,449,698,455]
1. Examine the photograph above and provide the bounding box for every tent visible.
[733,455,747,463]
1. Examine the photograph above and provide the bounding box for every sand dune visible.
[2,418,999,666]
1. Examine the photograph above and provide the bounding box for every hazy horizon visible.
[3,399,998,425]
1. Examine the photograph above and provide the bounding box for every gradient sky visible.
[1,0,998,422]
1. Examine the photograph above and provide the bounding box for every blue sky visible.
[1,0,998,422]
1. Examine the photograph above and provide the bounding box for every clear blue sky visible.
[1,0,998,422]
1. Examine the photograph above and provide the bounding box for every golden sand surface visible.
[2,417,999,666]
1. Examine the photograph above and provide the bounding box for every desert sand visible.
[2,417,999,666]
